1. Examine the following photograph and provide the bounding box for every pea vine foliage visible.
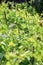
[0,2,43,65]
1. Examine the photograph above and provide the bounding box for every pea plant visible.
[0,2,43,65]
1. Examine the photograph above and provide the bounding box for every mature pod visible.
[4,11,8,24]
